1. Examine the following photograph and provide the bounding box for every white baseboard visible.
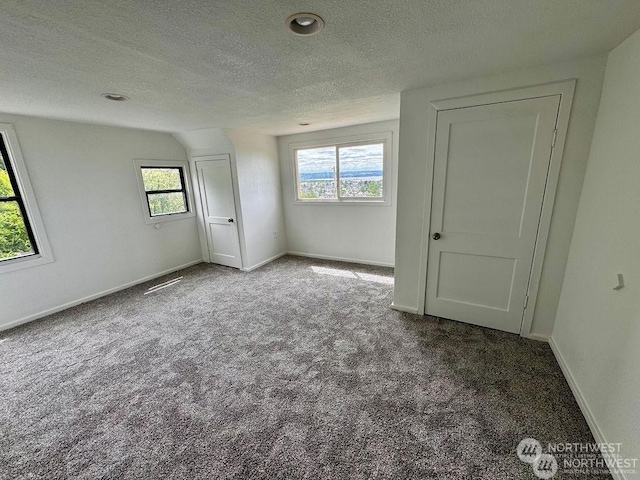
[240,252,287,272]
[1,259,203,332]
[390,302,419,314]
[549,337,626,480]
[521,332,550,342]
[287,251,394,268]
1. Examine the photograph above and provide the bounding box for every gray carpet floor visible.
[1,256,608,479]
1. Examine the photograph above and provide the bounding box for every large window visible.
[0,124,53,273]
[292,133,391,204]
[134,159,195,224]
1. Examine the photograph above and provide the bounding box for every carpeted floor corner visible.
[0,255,609,479]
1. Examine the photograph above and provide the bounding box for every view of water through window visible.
[296,143,383,199]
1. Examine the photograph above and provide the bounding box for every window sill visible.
[142,211,196,225]
[293,199,391,206]
[0,253,54,274]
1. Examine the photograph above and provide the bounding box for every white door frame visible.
[418,80,576,338]
[190,154,245,268]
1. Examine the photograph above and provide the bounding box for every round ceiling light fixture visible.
[101,93,129,101]
[298,122,310,126]
[286,13,324,36]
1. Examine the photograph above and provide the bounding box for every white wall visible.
[1,114,202,330]
[225,129,286,269]
[174,128,286,271]
[393,56,607,337]
[278,120,399,267]
[553,31,640,475]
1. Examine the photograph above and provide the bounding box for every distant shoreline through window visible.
[292,134,391,204]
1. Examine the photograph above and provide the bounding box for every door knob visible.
[432,232,441,240]
[228,218,234,223]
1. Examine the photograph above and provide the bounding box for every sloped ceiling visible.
[1,0,640,135]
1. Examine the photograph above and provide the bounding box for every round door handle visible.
[432,232,441,240]
[228,218,234,223]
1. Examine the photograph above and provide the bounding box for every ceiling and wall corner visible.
[0,1,639,136]
[173,128,236,158]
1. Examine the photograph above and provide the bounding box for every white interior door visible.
[196,157,242,269]
[425,95,560,333]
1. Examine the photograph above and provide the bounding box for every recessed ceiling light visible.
[295,16,316,27]
[101,93,129,101]
[286,13,324,36]
[298,122,310,126]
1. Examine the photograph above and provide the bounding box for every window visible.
[141,167,188,216]
[0,139,36,261]
[133,159,195,224]
[0,124,53,273]
[292,132,391,204]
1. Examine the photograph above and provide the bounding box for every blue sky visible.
[297,144,383,173]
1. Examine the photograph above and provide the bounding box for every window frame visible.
[290,131,392,205]
[0,123,54,274]
[133,159,196,224]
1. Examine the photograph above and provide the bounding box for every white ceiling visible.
[1,0,640,136]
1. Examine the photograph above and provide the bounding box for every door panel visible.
[196,158,242,269]
[426,96,560,333]
[442,114,537,237]
[437,252,516,311]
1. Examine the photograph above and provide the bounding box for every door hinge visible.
[524,295,529,309]
[551,128,558,149]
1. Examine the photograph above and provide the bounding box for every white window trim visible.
[290,131,393,206]
[133,158,196,224]
[0,123,54,274]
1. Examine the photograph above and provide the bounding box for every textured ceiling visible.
[1,0,640,136]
